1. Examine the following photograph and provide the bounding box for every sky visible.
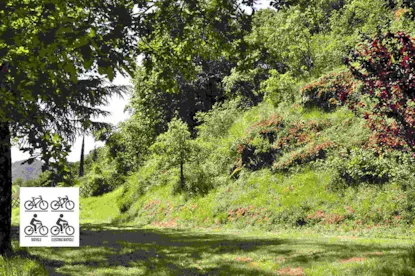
[11,0,273,163]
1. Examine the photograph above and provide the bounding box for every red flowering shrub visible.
[274,120,330,151]
[273,141,335,171]
[245,114,284,144]
[234,115,283,172]
[231,115,333,174]
[301,70,358,111]
[345,31,415,153]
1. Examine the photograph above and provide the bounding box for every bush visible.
[80,165,111,197]
[232,115,333,173]
[22,171,53,187]
[301,70,359,111]
[273,141,335,171]
[327,148,415,190]
[181,164,215,196]
[232,115,283,172]
[117,156,178,212]
[195,99,242,141]
[80,175,111,197]
[261,71,299,106]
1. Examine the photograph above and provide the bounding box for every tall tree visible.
[79,136,85,177]
[150,118,196,190]
[0,0,138,255]
[127,0,255,141]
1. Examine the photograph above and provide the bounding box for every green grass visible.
[80,187,123,224]
[5,185,415,275]
[0,244,48,276]
[9,223,415,275]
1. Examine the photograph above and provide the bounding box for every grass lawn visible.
[4,222,415,275]
[4,188,415,275]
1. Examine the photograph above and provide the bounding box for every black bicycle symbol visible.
[24,223,48,236]
[24,196,48,210]
[51,195,75,210]
[51,223,75,236]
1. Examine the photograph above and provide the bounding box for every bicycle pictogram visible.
[51,195,75,210]
[24,195,48,210]
[51,214,75,236]
[24,214,48,236]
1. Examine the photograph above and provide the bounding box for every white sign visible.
[20,187,79,247]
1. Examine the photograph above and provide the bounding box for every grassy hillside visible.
[115,101,415,235]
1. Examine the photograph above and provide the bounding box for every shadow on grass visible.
[10,224,409,276]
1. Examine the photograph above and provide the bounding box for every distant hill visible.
[12,159,43,183]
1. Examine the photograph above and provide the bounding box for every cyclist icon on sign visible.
[30,214,41,232]
[51,214,75,236]
[24,214,48,236]
[56,214,68,232]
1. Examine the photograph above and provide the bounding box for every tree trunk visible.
[92,146,98,162]
[0,122,12,255]
[79,135,85,177]
[180,161,185,189]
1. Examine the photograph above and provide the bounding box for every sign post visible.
[19,187,79,247]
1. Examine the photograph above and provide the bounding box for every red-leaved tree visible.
[344,31,415,154]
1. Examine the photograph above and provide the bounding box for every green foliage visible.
[246,8,314,77]
[331,0,392,36]
[117,157,179,213]
[118,101,245,212]
[222,67,266,106]
[261,71,298,106]
[150,118,194,168]
[80,165,112,197]
[11,178,23,187]
[0,1,136,184]
[327,148,415,190]
[44,0,415,236]
[232,115,282,172]
[128,0,256,140]
[150,118,199,191]
[138,0,252,92]
[195,100,242,141]
[21,171,53,187]
[232,113,334,173]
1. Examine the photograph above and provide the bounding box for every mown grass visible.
[5,186,415,275]
[8,223,415,276]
